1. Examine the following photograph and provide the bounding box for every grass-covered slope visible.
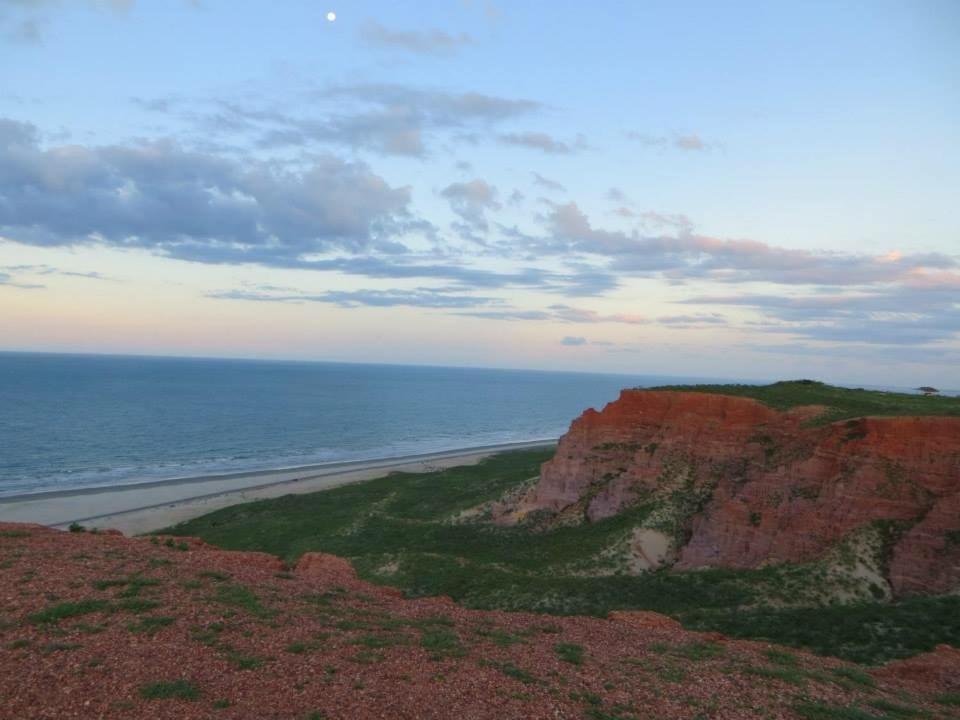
[165,448,960,664]
[649,380,960,425]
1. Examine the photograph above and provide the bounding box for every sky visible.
[0,0,958,387]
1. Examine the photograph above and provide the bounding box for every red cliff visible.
[502,390,960,596]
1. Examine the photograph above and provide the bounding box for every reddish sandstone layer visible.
[514,391,960,595]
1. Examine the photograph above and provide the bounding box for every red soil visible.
[1,523,955,719]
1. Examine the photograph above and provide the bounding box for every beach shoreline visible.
[0,439,556,536]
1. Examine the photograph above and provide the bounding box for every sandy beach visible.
[0,440,556,536]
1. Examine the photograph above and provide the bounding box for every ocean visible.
[0,352,727,498]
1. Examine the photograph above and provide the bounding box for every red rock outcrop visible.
[505,390,960,595]
[295,551,361,584]
[872,644,960,692]
[607,610,683,631]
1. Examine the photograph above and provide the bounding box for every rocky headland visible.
[496,387,960,598]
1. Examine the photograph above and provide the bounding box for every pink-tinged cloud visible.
[902,269,960,289]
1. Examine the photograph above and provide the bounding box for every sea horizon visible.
[3,351,955,500]
[0,352,739,499]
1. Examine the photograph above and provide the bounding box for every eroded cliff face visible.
[498,390,960,596]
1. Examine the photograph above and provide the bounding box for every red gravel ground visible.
[0,522,956,720]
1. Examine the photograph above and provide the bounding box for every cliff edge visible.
[497,388,960,597]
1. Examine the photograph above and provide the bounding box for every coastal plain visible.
[0,441,556,535]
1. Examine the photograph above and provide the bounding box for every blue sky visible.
[1,0,958,386]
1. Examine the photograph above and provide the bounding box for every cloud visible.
[0,270,43,289]
[531,172,566,193]
[358,19,473,56]
[561,336,587,346]
[0,117,413,264]
[674,134,706,151]
[321,84,541,123]
[208,286,496,309]
[457,303,647,325]
[456,309,551,321]
[441,179,501,231]
[0,15,44,43]
[747,342,960,367]
[499,132,586,155]
[549,304,648,324]
[1,0,193,44]
[535,201,958,287]
[658,313,728,327]
[683,287,960,345]
[627,131,712,151]
[0,263,115,281]
[185,83,543,158]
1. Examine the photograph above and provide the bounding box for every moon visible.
[326,11,336,22]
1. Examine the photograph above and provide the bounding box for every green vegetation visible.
[479,658,539,684]
[210,583,273,618]
[934,693,960,707]
[681,594,960,664]
[139,679,201,701]
[91,575,161,598]
[127,616,175,634]
[792,703,881,720]
[650,379,960,425]
[116,598,161,614]
[28,599,110,625]
[164,434,960,664]
[0,529,30,538]
[867,699,924,718]
[555,642,585,665]
[420,627,466,659]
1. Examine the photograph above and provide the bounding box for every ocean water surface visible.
[1,352,727,497]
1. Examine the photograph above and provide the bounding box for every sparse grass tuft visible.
[480,658,539,684]
[128,616,175,635]
[829,666,876,688]
[555,642,585,665]
[139,680,201,701]
[116,598,161,614]
[792,702,883,720]
[198,571,230,582]
[866,699,923,718]
[674,640,725,661]
[934,693,960,707]
[223,648,266,670]
[420,628,465,659]
[211,583,272,617]
[28,599,110,625]
[746,665,808,686]
[764,648,799,666]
